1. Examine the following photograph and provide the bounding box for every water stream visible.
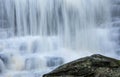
[0,0,119,77]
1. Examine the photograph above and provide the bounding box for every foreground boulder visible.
[43,54,120,77]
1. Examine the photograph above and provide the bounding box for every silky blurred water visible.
[0,0,119,77]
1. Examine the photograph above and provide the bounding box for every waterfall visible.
[1,0,112,51]
[0,0,118,77]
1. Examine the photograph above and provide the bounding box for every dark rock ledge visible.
[43,54,120,77]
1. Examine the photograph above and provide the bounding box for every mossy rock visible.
[43,54,120,77]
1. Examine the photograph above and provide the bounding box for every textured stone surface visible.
[43,54,120,77]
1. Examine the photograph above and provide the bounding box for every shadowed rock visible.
[43,54,120,77]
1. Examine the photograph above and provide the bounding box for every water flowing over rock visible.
[0,0,112,51]
[0,0,120,77]
[43,54,120,77]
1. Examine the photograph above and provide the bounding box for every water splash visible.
[0,0,119,77]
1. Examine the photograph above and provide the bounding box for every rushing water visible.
[0,0,119,77]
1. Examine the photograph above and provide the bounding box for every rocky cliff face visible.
[43,54,120,77]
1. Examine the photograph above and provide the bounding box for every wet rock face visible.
[43,54,120,77]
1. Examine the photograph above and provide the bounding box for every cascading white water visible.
[0,0,118,77]
[3,0,112,51]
